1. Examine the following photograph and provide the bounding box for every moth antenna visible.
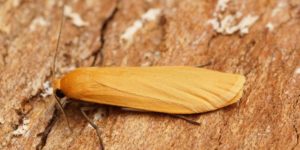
[51,5,64,80]
[80,107,104,150]
[51,5,72,132]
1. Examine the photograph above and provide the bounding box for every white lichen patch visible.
[294,67,300,75]
[121,21,143,43]
[215,0,230,12]
[64,5,89,27]
[272,2,287,17]
[238,15,259,35]
[121,8,161,44]
[29,16,49,32]
[266,22,274,31]
[208,15,235,34]
[41,81,53,97]
[208,14,259,35]
[141,8,161,21]
[0,116,4,124]
[12,0,21,7]
[265,125,271,133]
[12,118,30,136]
[209,0,258,35]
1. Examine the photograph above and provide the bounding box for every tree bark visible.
[0,0,299,149]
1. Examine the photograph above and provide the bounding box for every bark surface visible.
[0,0,299,149]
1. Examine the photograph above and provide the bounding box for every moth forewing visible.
[53,66,245,114]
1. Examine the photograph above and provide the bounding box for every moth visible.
[53,66,245,114]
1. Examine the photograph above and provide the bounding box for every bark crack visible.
[217,128,223,149]
[216,114,228,150]
[8,88,54,149]
[292,123,299,150]
[292,95,300,150]
[1,47,8,66]
[36,108,59,150]
[206,33,217,51]
[91,1,119,66]
[11,91,42,137]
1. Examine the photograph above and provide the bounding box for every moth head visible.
[52,79,65,98]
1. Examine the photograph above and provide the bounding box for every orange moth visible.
[53,66,245,114]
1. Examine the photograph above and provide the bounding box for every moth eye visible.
[55,89,65,98]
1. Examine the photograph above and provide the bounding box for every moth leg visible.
[172,115,201,125]
[80,107,104,150]
[54,96,72,133]
[104,106,111,118]
[196,62,212,68]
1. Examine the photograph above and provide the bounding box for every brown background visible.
[0,0,299,149]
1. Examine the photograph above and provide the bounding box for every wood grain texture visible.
[0,0,299,149]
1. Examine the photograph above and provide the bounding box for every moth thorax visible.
[52,79,61,90]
